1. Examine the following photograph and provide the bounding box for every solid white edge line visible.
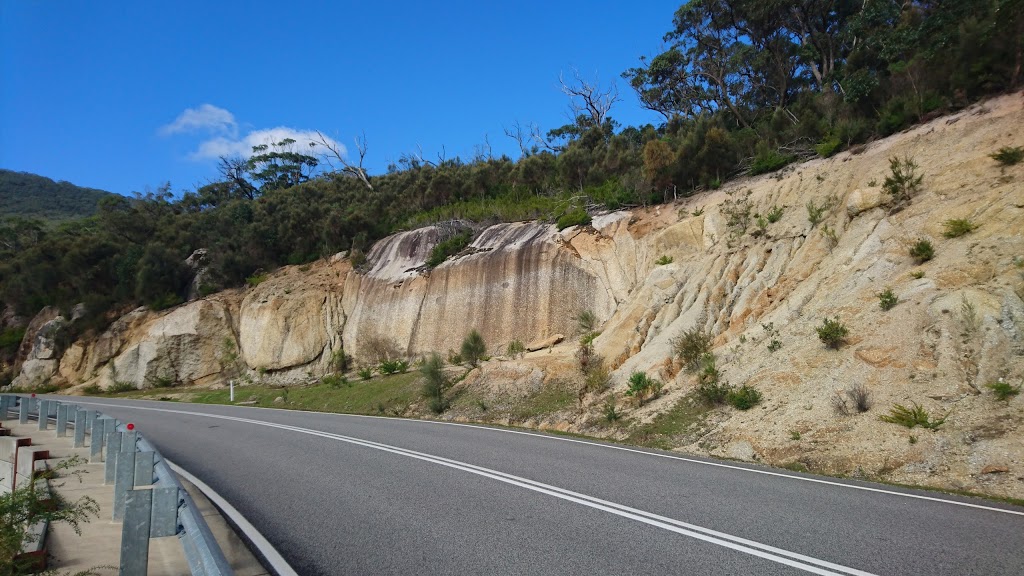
[74,402,874,575]
[165,458,299,576]
[148,403,868,573]
[67,397,1024,517]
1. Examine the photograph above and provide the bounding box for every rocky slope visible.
[11,92,1024,500]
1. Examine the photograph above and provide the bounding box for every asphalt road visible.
[62,397,1024,575]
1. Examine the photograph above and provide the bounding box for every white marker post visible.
[230,380,234,402]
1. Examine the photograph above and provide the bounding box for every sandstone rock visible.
[981,465,1009,474]
[11,310,68,388]
[273,396,285,405]
[14,306,60,372]
[845,187,885,216]
[240,283,336,371]
[98,300,237,389]
[526,334,564,352]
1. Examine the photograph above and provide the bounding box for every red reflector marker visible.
[126,423,135,431]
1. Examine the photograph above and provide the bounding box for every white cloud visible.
[190,127,345,161]
[160,104,237,137]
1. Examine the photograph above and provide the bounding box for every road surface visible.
[64,397,1024,575]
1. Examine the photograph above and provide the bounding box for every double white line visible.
[79,402,876,575]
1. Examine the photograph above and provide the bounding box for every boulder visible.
[845,187,885,216]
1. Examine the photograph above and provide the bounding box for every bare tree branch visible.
[559,67,620,128]
[316,130,373,190]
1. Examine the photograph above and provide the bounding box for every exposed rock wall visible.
[9,92,1024,500]
[343,222,619,358]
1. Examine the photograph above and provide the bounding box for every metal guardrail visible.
[0,394,234,576]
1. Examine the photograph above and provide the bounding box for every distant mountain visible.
[0,169,118,221]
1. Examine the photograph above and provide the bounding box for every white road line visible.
[166,459,299,576]
[70,397,1024,517]
[73,401,876,576]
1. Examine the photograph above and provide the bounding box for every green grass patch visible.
[510,381,576,421]
[186,372,422,416]
[626,394,712,450]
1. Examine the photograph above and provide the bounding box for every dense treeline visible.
[1,0,1020,338]
[0,169,117,221]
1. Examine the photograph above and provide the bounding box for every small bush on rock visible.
[877,288,898,311]
[909,239,934,263]
[727,385,762,410]
[673,328,713,372]
[625,371,662,405]
[816,317,849,349]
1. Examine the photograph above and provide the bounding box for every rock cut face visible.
[343,221,615,360]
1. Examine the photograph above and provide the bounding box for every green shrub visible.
[990,146,1024,166]
[986,380,1021,401]
[245,273,268,287]
[426,231,472,268]
[82,384,102,395]
[109,381,135,393]
[815,137,842,158]
[909,239,934,263]
[942,219,978,238]
[672,328,713,372]
[378,359,409,375]
[655,255,674,265]
[879,403,947,429]
[556,208,591,231]
[625,371,662,405]
[150,375,177,388]
[420,353,449,414]
[1,456,99,572]
[0,327,26,353]
[584,361,611,393]
[577,310,597,334]
[331,349,350,373]
[882,156,923,208]
[506,339,525,358]
[750,147,795,175]
[816,317,849,349]
[603,398,621,422]
[357,366,374,380]
[806,199,827,227]
[460,329,487,367]
[765,205,784,223]
[762,322,782,352]
[322,374,349,388]
[695,353,732,405]
[727,385,762,410]
[877,288,898,311]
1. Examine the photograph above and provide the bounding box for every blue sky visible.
[1,1,680,196]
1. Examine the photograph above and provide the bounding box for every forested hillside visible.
[1,0,1021,333]
[0,169,117,221]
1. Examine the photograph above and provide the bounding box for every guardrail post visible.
[134,452,154,486]
[89,417,104,463]
[113,449,136,521]
[37,400,49,430]
[104,417,117,439]
[120,489,152,575]
[86,410,96,430]
[0,395,10,420]
[123,430,138,452]
[104,432,123,484]
[56,404,68,437]
[74,409,87,448]
[19,398,29,424]
[150,487,179,538]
